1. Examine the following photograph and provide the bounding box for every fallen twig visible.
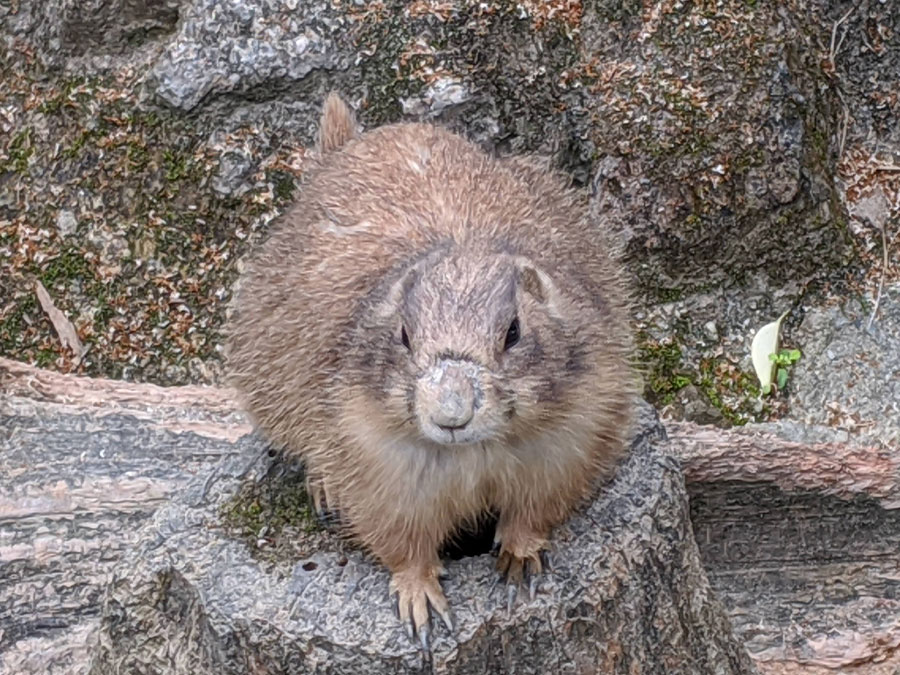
[34,279,85,364]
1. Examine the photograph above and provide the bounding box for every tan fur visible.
[226,92,637,635]
[318,91,356,153]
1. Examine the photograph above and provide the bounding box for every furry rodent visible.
[226,93,636,644]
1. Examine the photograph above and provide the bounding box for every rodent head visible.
[355,248,578,447]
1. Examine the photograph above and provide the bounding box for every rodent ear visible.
[318,92,357,154]
[517,260,564,316]
[376,264,421,320]
[520,265,547,303]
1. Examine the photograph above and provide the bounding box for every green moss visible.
[220,469,319,544]
[39,247,94,286]
[351,1,428,124]
[6,128,33,173]
[34,348,57,367]
[0,294,39,351]
[638,335,691,405]
[163,148,194,182]
[638,329,769,425]
[37,76,89,114]
[654,286,686,303]
[62,127,101,159]
[269,170,296,202]
[126,141,150,170]
[696,357,763,426]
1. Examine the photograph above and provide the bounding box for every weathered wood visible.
[669,421,900,508]
[2,358,898,673]
[85,401,753,674]
[0,358,255,674]
[669,421,900,674]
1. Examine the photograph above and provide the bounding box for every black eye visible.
[504,317,520,351]
[401,325,411,351]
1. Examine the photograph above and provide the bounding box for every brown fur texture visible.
[226,93,637,639]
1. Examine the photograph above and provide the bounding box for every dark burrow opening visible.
[441,511,498,560]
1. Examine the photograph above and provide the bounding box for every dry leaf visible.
[34,280,85,364]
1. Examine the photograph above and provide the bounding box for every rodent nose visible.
[432,386,475,430]
[423,360,479,432]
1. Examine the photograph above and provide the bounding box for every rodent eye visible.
[504,317,520,351]
[401,325,411,351]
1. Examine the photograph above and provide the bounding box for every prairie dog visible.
[226,93,635,644]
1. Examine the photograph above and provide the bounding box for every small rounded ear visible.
[516,259,564,316]
[374,261,423,322]
[318,92,357,154]
[520,265,547,303]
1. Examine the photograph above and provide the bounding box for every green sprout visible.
[762,348,801,395]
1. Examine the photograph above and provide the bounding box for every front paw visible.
[494,529,549,611]
[389,565,454,651]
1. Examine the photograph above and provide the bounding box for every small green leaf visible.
[788,349,801,362]
[776,368,788,390]
[768,353,778,363]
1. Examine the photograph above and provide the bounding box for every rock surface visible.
[87,401,755,675]
[4,0,890,404]
[788,284,900,445]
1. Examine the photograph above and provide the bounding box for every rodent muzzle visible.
[417,359,486,443]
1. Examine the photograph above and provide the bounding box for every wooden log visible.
[669,421,900,508]
[3,357,898,673]
[1,358,753,674]
[669,421,900,675]
[0,358,253,674]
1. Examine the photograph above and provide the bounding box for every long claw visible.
[495,539,549,611]
[419,623,431,653]
[389,566,452,645]
[437,605,454,632]
[507,582,517,615]
[540,549,552,572]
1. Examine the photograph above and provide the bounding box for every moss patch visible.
[0,61,305,383]
[219,465,340,565]
[638,335,692,406]
[637,332,775,426]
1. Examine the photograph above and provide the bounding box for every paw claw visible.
[506,582,517,615]
[437,606,454,632]
[305,475,333,519]
[540,549,552,572]
[389,566,452,645]
[419,623,431,653]
[494,533,549,610]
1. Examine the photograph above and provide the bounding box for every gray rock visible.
[212,148,255,197]
[2,0,182,68]
[586,6,853,303]
[88,402,756,674]
[55,209,78,237]
[145,0,342,111]
[788,284,900,446]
